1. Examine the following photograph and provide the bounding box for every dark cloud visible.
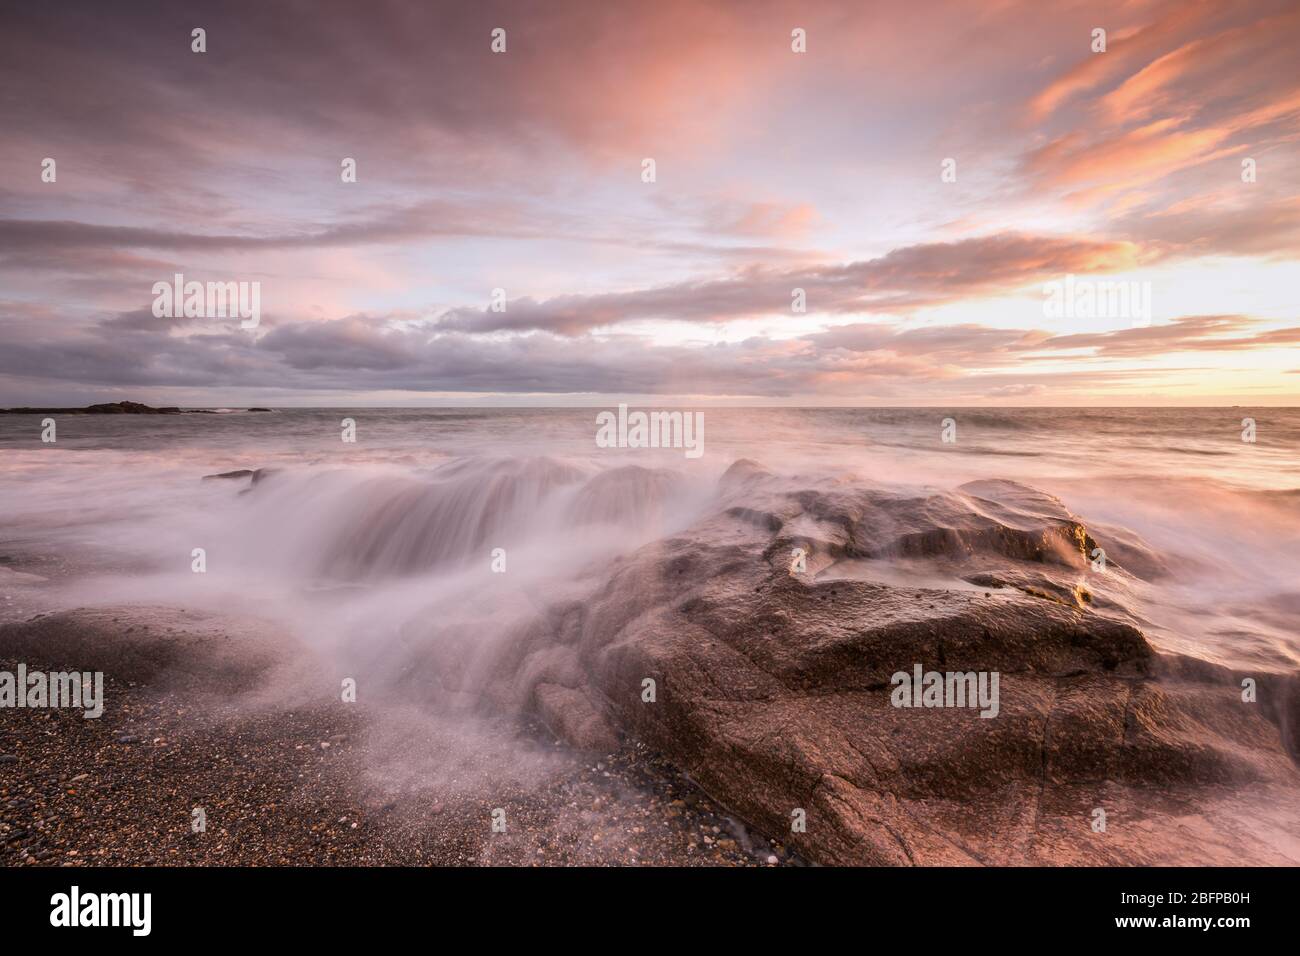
[437,233,1150,334]
[2,307,1292,402]
[0,200,547,254]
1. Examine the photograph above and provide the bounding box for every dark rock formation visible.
[202,469,257,481]
[0,401,180,414]
[201,467,278,485]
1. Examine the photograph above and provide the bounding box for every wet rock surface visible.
[513,461,1300,864]
[201,467,277,487]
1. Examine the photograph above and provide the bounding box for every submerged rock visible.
[201,467,278,486]
[203,469,257,481]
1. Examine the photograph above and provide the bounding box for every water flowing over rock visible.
[31,452,1296,865]
[504,460,1300,864]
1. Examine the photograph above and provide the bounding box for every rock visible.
[506,462,1300,865]
[0,755,17,764]
[82,402,181,414]
[963,569,1096,610]
[0,401,180,414]
[202,467,278,487]
[533,683,620,752]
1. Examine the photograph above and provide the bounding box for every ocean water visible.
[1,407,1298,681]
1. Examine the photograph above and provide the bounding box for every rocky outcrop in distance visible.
[0,401,182,414]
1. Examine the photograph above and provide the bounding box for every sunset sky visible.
[1,0,1298,406]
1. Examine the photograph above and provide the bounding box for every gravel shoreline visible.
[0,607,798,867]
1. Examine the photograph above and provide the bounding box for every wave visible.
[218,456,707,582]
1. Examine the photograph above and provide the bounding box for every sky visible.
[1,0,1298,407]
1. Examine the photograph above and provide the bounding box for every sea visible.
[2,407,1298,677]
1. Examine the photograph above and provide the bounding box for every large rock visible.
[513,461,1300,864]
